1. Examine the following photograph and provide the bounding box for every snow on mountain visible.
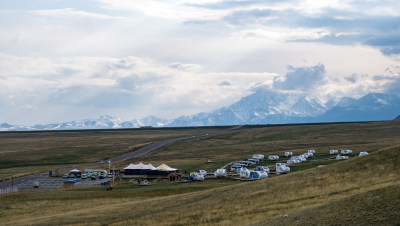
[316,93,400,122]
[169,90,329,126]
[1,92,400,131]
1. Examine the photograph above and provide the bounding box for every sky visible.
[1,0,399,125]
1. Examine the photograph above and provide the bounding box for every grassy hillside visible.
[116,121,400,174]
[1,143,399,225]
[1,121,400,180]
[0,128,215,178]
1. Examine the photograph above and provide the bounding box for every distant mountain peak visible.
[2,92,400,131]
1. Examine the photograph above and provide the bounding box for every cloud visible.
[31,8,125,20]
[169,62,202,71]
[381,47,400,56]
[218,80,231,86]
[0,54,276,124]
[273,64,326,91]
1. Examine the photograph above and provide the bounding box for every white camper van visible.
[276,163,290,174]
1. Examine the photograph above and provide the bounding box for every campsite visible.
[0,121,399,225]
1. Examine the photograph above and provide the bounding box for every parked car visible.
[81,174,88,179]
[63,174,69,179]
[107,173,113,178]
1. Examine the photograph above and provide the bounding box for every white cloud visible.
[1,0,400,124]
[30,8,125,20]
[0,54,276,124]
[96,0,228,21]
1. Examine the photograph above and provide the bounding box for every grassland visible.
[118,121,400,174]
[0,121,400,225]
[0,128,216,179]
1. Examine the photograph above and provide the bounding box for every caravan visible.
[190,172,204,181]
[268,155,279,161]
[253,154,264,161]
[330,150,339,155]
[214,169,227,178]
[341,149,353,155]
[284,152,293,157]
[256,166,270,173]
[198,170,207,176]
[336,155,349,160]
[239,168,250,178]
[276,163,290,174]
[249,171,268,180]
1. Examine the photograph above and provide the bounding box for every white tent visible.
[124,162,155,170]
[153,164,177,171]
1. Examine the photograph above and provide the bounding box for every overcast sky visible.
[1,0,399,125]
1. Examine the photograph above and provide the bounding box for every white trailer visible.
[239,168,250,178]
[284,152,293,157]
[359,151,369,157]
[286,159,296,164]
[336,155,349,160]
[191,172,204,181]
[214,169,227,178]
[256,166,270,173]
[276,163,290,174]
[268,155,279,161]
[330,150,338,155]
[199,170,207,176]
[341,149,353,155]
[253,154,264,161]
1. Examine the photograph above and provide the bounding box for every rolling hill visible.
[1,122,399,225]
[2,146,399,225]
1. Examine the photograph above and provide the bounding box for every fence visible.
[0,187,18,195]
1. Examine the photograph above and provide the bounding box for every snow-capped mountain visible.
[1,91,400,131]
[169,90,328,126]
[316,93,400,122]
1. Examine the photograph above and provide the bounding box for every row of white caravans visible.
[230,154,265,172]
[230,154,271,180]
[330,149,353,155]
[286,150,315,164]
[191,169,228,181]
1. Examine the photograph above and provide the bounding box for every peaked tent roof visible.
[124,163,155,170]
[153,164,177,171]
[124,163,136,170]
[70,169,81,172]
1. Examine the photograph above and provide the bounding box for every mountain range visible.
[1,91,400,131]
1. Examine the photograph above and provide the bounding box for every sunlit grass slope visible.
[2,144,399,225]
[0,128,214,178]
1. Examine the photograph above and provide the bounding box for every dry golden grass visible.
[123,121,400,173]
[0,128,215,179]
[1,121,400,225]
[1,144,399,225]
